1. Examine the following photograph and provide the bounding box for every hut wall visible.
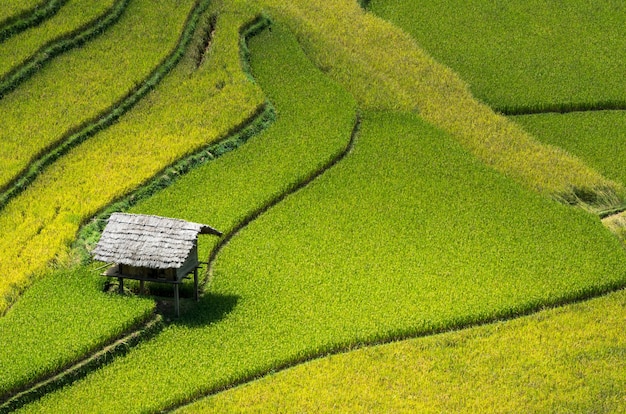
[176,244,199,279]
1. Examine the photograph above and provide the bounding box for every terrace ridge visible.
[0,314,163,413]
[0,0,129,100]
[0,0,210,212]
[0,0,68,43]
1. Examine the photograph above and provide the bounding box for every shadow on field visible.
[164,293,239,328]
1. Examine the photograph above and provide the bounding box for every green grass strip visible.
[498,101,626,116]
[0,0,67,43]
[0,0,125,99]
[20,22,626,414]
[185,289,626,413]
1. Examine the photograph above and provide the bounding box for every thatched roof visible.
[92,213,222,269]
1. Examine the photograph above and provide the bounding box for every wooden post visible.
[174,283,180,317]
[139,280,145,295]
[194,268,199,302]
[118,277,124,294]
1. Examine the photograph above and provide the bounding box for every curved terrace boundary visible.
[0,0,128,100]
[168,286,626,413]
[205,114,361,284]
[498,101,626,116]
[166,107,626,413]
[0,106,352,413]
[0,315,163,413]
[0,14,275,404]
[4,5,626,413]
[0,0,67,43]
[0,0,210,211]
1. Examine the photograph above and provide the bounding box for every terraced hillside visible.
[0,0,624,412]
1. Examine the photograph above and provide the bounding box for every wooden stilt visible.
[139,280,145,295]
[174,283,180,317]
[118,277,124,294]
[194,268,199,302]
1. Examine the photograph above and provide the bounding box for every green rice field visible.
[0,0,49,30]
[368,0,626,113]
[0,0,625,412]
[187,288,626,413]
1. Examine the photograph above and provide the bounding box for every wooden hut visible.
[92,212,222,316]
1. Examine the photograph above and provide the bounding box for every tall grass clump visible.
[260,0,625,211]
[0,1,265,315]
[368,0,626,114]
[187,289,626,413]
[0,0,192,193]
[19,25,626,413]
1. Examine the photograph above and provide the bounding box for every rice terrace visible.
[1,0,625,412]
